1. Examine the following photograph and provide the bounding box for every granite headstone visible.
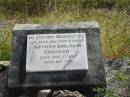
[7,22,106,97]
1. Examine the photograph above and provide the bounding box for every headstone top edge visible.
[13,21,99,30]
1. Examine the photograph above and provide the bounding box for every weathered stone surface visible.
[18,95,29,97]
[8,22,106,97]
[26,33,88,72]
[126,66,130,73]
[0,61,9,97]
[37,89,51,97]
[0,92,3,97]
[0,67,8,97]
[105,58,130,97]
[51,90,85,97]
[105,58,127,70]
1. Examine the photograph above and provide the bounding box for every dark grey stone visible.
[8,22,106,97]
[0,93,3,97]
[0,68,8,97]
[126,66,130,73]
[18,95,29,97]
[105,58,127,70]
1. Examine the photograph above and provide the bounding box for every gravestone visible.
[26,33,88,72]
[7,22,106,97]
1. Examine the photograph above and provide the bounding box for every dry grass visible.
[0,8,130,60]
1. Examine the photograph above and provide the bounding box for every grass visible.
[0,0,130,15]
[0,32,11,60]
[0,8,130,60]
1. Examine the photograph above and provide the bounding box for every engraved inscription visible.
[26,33,88,72]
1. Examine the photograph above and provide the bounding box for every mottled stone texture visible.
[7,22,106,97]
[51,90,85,97]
